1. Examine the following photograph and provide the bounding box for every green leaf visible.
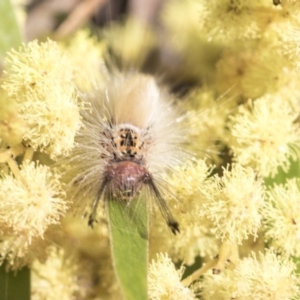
[264,158,300,186]
[0,0,23,57]
[108,199,148,300]
[0,265,30,300]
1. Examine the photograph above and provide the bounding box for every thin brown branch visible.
[55,0,107,39]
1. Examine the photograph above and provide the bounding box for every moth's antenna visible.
[146,175,180,235]
[88,178,109,227]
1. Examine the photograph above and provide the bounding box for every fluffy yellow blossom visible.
[0,88,28,146]
[61,212,109,258]
[201,250,299,300]
[161,0,220,82]
[167,218,219,265]
[235,251,300,300]
[229,95,300,177]
[169,159,214,198]
[104,17,155,68]
[148,253,197,300]
[211,1,300,100]
[183,88,234,163]
[271,2,300,68]
[161,0,205,53]
[201,268,238,300]
[200,163,264,243]
[215,47,254,97]
[162,0,204,45]
[150,159,219,265]
[0,161,67,241]
[32,247,80,300]
[214,45,300,100]
[62,29,107,90]
[2,39,73,96]
[20,86,81,157]
[167,160,218,262]
[241,48,300,101]
[280,25,300,70]
[0,232,50,270]
[201,0,275,42]
[263,178,300,256]
[270,8,300,47]
[1,39,82,157]
[61,215,122,298]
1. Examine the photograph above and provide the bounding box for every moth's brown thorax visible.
[113,126,147,160]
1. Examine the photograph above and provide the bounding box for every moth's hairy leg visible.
[88,178,109,227]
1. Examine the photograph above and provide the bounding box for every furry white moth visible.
[69,73,184,234]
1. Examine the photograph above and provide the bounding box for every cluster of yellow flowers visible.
[1,0,300,299]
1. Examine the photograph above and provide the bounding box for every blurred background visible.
[23,0,213,95]
[25,0,163,39]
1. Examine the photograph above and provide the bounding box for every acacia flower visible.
[61,29,107,90]
[183,89,233,163]
[215,46,300,101]
[0,88,28,146]
[280,25,300,69]
[169,160,218,262]
[148,253,197,300]
[20,86,81,158]
[0,161,68,241]
[32,247,80,300]
[0,233,51,270]
[201,268,237,300]
[150,159,219,265]
[201,250,300,300]
[271,1,300,69]
[2,39,73,96]
[229,95,300,177]
[240,47,300,101]
[1,39,81,158]
[161,0,205,51]
[161,0,218,81]
[263,178,300,256]
[104,18,155,68]
[201,0,274,42]
[200,163,264,243]
[215,48,253,98]
[236,251,300,300]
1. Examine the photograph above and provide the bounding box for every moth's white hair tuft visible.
[66,72,186,226]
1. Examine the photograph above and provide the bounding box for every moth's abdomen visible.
[105,160,148,199]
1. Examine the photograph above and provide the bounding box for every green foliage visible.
[0,0,23,56]
[264,158,300,186]
[108,199,148,300]
[0,265,30,300]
